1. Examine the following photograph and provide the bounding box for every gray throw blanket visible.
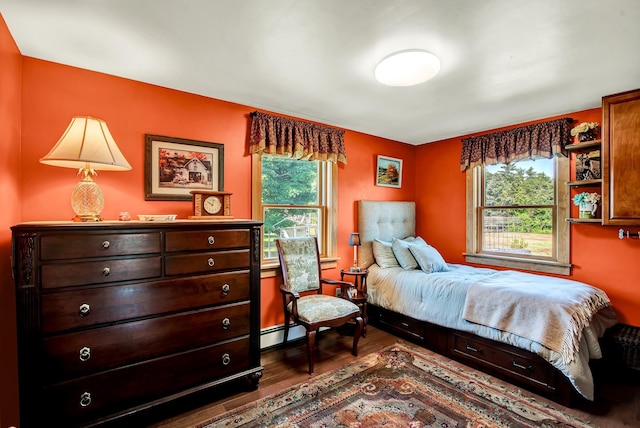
[462,270,611,365]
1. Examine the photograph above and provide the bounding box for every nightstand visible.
[340,269,368,337]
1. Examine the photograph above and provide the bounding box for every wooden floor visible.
[130,326,639,427]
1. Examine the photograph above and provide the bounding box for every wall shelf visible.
[566,218,602,224]
[565,139,601,152]
[565,179,602,187]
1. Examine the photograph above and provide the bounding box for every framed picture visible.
[144,134,224,201]
[376,155,403,188]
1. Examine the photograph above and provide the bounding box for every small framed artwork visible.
[376,155,403,188]
[144,134,224,201]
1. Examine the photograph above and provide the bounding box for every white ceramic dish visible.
[137,214,177,221]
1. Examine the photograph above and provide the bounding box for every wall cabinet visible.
[565,139,602,224]
[11,220,263,427]
[602,88,640,226]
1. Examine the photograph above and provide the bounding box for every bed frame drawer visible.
[450,332,555,389]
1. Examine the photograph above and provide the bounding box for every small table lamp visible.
[40,117,132,221]
[349,232,362,272]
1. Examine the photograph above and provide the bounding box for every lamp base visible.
[72,215,102,222]
[349,266,362,272]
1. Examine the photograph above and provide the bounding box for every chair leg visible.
[306,329,316,374]
[282,313,291,345]
[352,316,364,357]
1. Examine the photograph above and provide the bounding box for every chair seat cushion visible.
[288,294,360,324]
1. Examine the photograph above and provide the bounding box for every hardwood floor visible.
[130,326,638,427]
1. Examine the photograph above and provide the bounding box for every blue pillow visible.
[391,237,421,270]
[408,243,450,273]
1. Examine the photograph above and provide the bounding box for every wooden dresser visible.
[11,220,263,427]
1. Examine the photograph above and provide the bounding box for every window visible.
[252,154,338,269]
[465,156,570,275]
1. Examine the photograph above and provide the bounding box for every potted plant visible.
[572,192,601,218]
[570,122,599,142]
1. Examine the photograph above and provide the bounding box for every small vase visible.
[578,129,597,142]
[579,203,597,219]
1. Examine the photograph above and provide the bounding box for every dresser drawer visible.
[41,256,162,288]
[165,229,250,252]
[450,332,552,387]
[41,271,250,333]
[41,336,252,425]
[42,302,250,383]
[41,232,161,260]
[165,249,249,276]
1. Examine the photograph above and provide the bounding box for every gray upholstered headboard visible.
[357,200,416,269]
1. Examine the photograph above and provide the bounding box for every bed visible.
[357,200,617,406]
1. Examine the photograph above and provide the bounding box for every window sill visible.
[260,257,339,279]
[464,253,572,276]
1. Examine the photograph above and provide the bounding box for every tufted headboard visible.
[357,200,416,269]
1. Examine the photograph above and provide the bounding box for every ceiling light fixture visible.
[374,50,440,87]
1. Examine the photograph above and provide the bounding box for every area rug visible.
[198,343,594,427]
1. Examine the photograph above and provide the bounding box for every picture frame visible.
[376,155,403,188]
[144,134,224,201]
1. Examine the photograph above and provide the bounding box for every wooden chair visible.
[276,237,364,374]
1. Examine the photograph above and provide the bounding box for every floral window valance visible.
[459,117,573,171]
[249,111,347,164]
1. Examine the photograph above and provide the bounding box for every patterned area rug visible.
[199,343,594,427]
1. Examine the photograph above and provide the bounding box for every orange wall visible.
[416,109,640,326]
[0,13,22,428]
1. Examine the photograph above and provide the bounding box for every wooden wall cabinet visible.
[12,220,263,427]
[602,88,640,226]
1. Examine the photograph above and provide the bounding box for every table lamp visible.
[40,116,132,221]
[349,232,361,272]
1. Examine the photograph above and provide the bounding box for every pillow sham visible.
[372,239,400,268]
[391,237,423,270]
[408,243,450,273]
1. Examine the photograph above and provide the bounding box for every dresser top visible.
[12,219,262,230]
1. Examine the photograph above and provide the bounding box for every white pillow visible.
[372,239,400,268]
[391,237,422,270]
[408,243,450,273]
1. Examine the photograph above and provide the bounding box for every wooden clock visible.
[188,191,234,219]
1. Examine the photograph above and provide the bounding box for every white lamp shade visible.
[375,50,440,87]
[40,116,132,171]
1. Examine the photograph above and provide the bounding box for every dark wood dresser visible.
[11,220,263,427]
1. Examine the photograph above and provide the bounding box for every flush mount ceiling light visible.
[374,50,441,87]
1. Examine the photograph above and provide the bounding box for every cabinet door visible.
[602,88,640,225]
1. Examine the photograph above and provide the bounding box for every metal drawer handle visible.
[102,240,110,249]
[79,346,91,362]
[511,360,534,372]
[79,303,91,317]
[222,318,231,329]
[221,283,230,296]
[400,322,410,327]
[102,267,110,276]
[222,353,231,366]
[79,392,92,407]
[465,343,483,354]
[208,258,215,267]
[208,236,215,245]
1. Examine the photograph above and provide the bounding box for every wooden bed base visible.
[368,303,581,407]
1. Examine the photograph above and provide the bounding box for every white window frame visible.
[465,155,571,275]
[252,153,338,277]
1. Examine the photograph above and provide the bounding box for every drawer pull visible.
[102,240,110,249]
[511,360,534,372]
[222,318,231,329]
[400,322,410,327]
[208,258,215,267]
[79,392,92,407]
[102,267,110,276]
[465,343,483,354]
[208,236,215,245]
[222,353,231,366]
[221,283,231,295]
[79,346,91,362]
[78,303,91,317]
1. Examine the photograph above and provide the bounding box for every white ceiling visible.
[2,0,639,145]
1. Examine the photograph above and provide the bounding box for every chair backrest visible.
[276,237,321,293]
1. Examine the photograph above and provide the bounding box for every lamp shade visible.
[349,232,361,246]
[40,116,132,171]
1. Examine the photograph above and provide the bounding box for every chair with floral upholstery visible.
[276,236,364,374]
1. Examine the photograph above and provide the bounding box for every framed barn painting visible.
[144,134,224,200]
[376,155,403,188]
